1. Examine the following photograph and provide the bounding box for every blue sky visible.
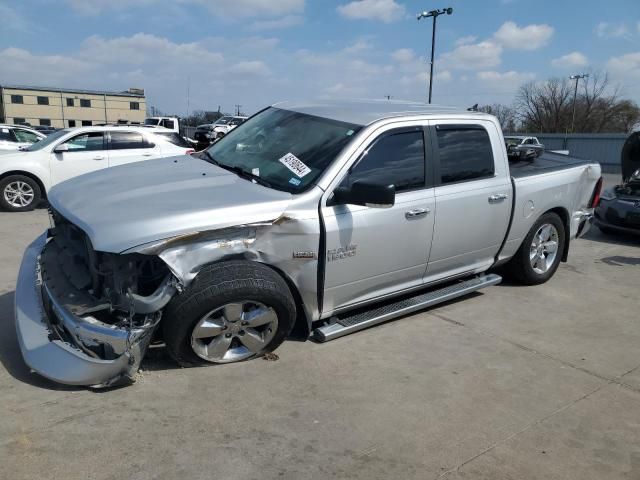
[1,0,639,115]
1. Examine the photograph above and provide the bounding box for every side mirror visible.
[333,180,395,208]
[54,144,69,153]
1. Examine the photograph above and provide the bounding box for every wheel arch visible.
[181,256,311,341]
[0,170,48,200]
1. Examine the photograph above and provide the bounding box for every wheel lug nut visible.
[225,333,232,338]
[239,330,245,336]
[241,321,248,326]
[222,325,228,330]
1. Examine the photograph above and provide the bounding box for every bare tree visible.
[477,104,518,132]
[514,72,640,133]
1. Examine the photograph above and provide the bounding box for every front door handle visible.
[93,155,105,160]
[488,193,508,203]
[142,152,154,157]
[405,208,430,219]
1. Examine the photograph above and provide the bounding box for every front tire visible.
[0,175,42,212]
[163,261,296,367]
[506,212,565,285]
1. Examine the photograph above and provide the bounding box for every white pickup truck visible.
[15,100,602,387]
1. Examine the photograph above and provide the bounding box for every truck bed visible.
[509,151,594,178]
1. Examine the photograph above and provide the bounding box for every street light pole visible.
[569,73,588,133]
[417,7,453,104]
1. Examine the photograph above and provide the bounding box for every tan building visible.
[0,84,146,128]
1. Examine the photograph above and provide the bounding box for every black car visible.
[594,131,640,236]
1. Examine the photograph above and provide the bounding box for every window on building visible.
[343,130,426,193]
[62,132,104,151]
[37,96,49,105]
[11,95,23,104]
[39,119,51,126]
[130,102,140,110]
[66,98,74,107]
[109,131,150,150]
[13,118,26,125]
[436,126,495,184]
[81,120,92,126]
[80,99,91,108]
[68,120,76,127]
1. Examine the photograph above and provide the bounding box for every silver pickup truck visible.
[15,100,602,387]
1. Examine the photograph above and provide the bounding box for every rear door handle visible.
[93,155,105,160]
[488,194,508,203]
[405,208,430,219]
[142,152,154,157]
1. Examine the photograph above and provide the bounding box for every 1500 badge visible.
[327,244,357,262]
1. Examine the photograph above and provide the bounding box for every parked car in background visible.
[0,126,194,212]
[13,99,602,387]
[504,135,545,160]
[33,125,58,135]
[594,131,640,236]
[144,116,180,133]
[212,115,247,138]
[0,124,46,153]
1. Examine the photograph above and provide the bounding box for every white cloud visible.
[440,41,503,70]
[455,35,477,46]
[391,48,415,63]
[248,15,303,30]
[551,51,588,68]
[596,22,631,39]
[227,60,271,76]
[337,0,405,23]
[476,70,536,92]
[607,52,640,80]
[0,4,35,32]
[493,21,554,50]
[66,0,304,18]
[342,40,373,54]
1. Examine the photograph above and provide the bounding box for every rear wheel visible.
[506,212,565,285]
[163,261,296,366]
[0,175,42,212]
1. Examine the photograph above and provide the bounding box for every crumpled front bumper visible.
[15,234,154,388]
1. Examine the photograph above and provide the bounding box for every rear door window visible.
[14,129,41,143]
[435,126,494,184]
[109,131,151,150]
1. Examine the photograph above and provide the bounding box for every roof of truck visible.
[273,99,487,126]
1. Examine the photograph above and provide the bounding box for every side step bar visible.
[312,274,502,342]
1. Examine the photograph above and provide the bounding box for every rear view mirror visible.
[333,181,395,208]
[54,144,69,153]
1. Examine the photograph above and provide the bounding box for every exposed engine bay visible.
[41,210,179,386]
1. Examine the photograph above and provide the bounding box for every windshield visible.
[24,129,70,151]
[144,118,160,126]
[216,116,232,125]
[204,107,361,193]
[504,137,521,146]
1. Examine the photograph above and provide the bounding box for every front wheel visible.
[0,175,42,212]
[505,212,566,285]
[163,261,296,366]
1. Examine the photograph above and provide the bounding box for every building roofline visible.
[0,84,145,98]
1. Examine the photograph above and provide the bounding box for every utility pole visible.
[186,76,190,119]
[417,7,453,104]
[235,104,242,116]
[569,73,589,133]
[384,95,393,100]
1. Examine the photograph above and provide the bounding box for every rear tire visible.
[506,212,565,285]
[0,175,42,212]
[598,225,615,235]
[163,261,296,367]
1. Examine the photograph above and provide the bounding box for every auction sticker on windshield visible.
[279,152,311,178]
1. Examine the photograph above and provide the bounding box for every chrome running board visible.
[312,274,502,342]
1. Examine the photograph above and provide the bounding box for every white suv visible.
[0,125,46,153]
[0,126,194,212]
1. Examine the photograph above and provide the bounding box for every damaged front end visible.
[15,211,179,388]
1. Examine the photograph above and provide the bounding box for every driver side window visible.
[341,129,425,192]
[62,132,104,151]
